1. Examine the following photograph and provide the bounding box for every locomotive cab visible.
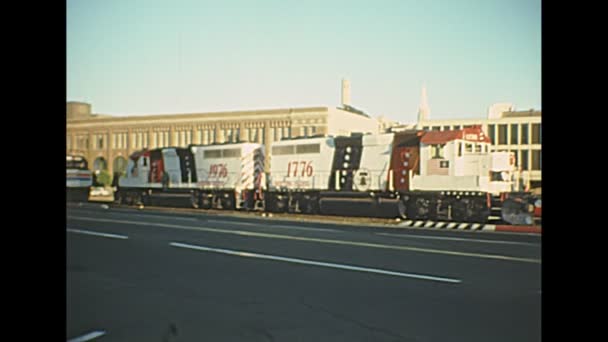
[411,126,514,195]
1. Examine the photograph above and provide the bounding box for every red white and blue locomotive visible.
[116,126,539,225]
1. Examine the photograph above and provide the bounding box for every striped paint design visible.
[397,221,541,234]
[239,146,265,190]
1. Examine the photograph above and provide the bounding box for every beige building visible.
[67,90,379,176]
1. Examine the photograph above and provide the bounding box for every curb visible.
[68,202,542,235]
[398,221,541,234]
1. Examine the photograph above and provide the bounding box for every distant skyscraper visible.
[417,84,430,123]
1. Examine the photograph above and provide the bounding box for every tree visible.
[96,170,112,187]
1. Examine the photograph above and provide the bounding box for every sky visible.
[67,0,541,123]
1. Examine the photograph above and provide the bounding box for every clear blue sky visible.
[67,0,541,122]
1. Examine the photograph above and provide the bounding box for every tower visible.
[417,84,430,123]
[341,79,351,107]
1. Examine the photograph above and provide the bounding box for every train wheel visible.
[142,191,152,206]
[471,198,490,223]
[275,197,288,213]
[302,196,319,215]
[201,195,212,209]
[114,191,123,205]
[223,197,234,210]
[397,199,407,219]
[451,200,466,222]
[190,191,201,209]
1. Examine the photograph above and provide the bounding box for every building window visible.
[531,150,541,170]
[487,124,496,144]
[475,144,482,153]
[454,125,461,130]
[235,128,240,142]
[464,125,473,128]
[532,123,541,144]
[511,124,519,145]
[210,129,216,144]
[311,126,317,135]
[260,128,265,143]
[303,127,309,137]
[202,130,208,145]
[277,127,283,141]
[443,125,451,131]
[497,124,507,145]
[432,126,440,131]
[251,128,258,143]
[521,124,529,144]
[283,127,291,139]
[97,135,104,150]
[422,126,429,131]
[521,150,529,170]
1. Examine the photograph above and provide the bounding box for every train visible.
[115,126,541,225]
[66,154,93,202]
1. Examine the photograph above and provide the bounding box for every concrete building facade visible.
[66,102,378,176]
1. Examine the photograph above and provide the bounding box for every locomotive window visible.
[475,144,482,153]
[431,144,445,159]
[272,145,295,155]
[204,150,222,158]
[296,144,320,154]
[223,148,241,158]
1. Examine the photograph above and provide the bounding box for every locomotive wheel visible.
[114,191,123,205]
[397,199,407,219]
[451,200,466,222]
[200,194,212,209]
[302,197,319,215]
[190,191,201,209]
[223,197,234,210]
[142,191,152,206]
[471,198,490,223]
[275,198,288,213]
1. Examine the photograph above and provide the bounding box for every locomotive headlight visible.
[401,170,406,175]
[346,146,352,153]
[341,170,347,176]
[344,155,350,161]
[343,162,349,168]
[340,177,346,183]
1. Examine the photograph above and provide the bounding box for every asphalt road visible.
[66,203,541,342]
